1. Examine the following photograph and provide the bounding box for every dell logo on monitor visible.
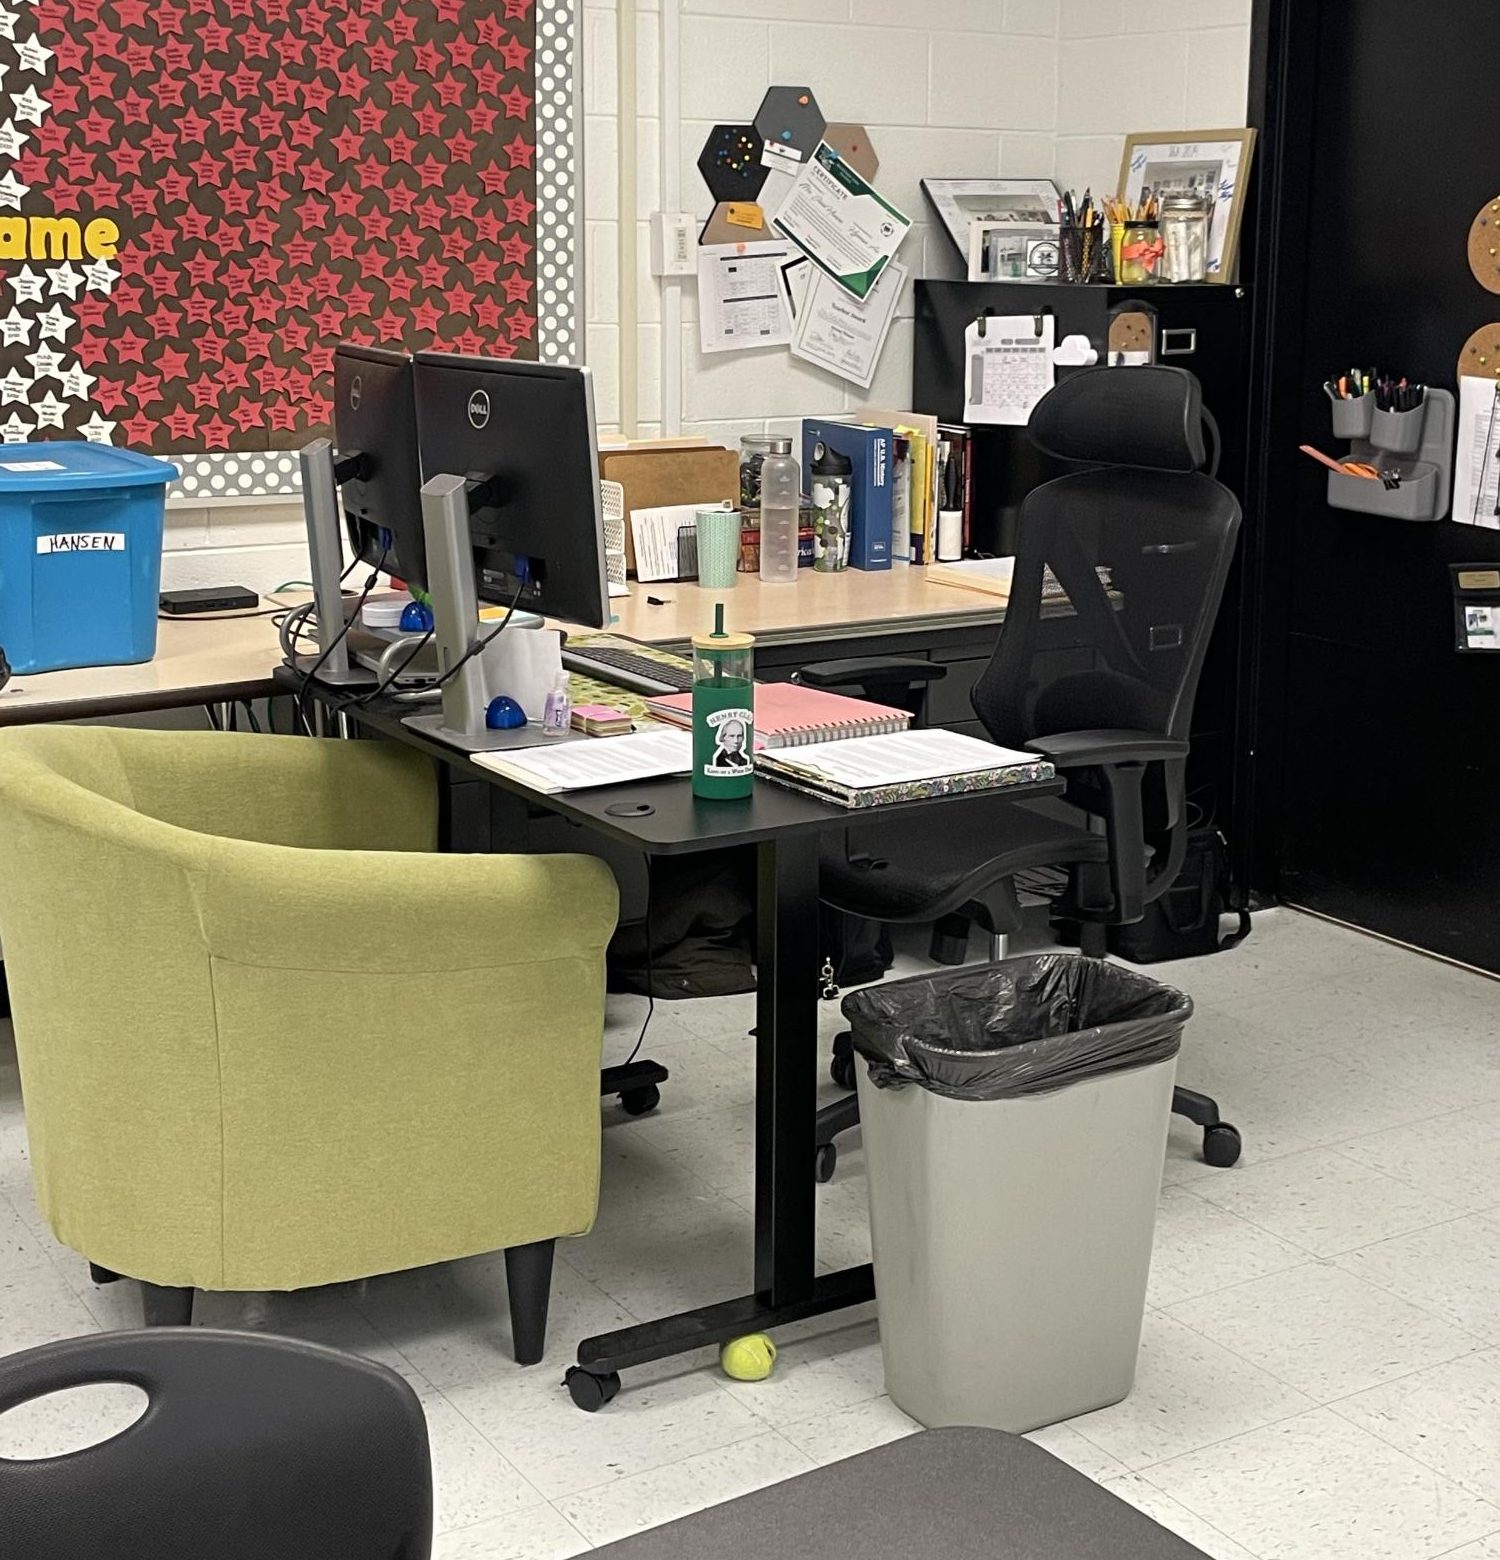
[349,375,362,410]
[468,390,491,429]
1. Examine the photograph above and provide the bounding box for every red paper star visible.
[411,40,443,75]
[504,189,536,225]
[413,154,447,189]
[114,330,150,365]
[325,228,360,261]
[503,0,533,16]
[330,126,365,162]
[411,299,445,332]
[477,166,509,195]
[434,77,466,107]
[389,77,420,108]
[503,134,535,169]
[392,231,422,260]
[475,298,505,330]
[279,322,310,353]
[187,373,223,410]
[386,270,417,302]
[120,412,158,444]
[414,196,446,231]
[268,403,302,432]
[129,374,164,406]
[447,36,477,69]
[500,37,532,71]
[183,292,217,324]
[469,255,500,286]
[200,416,235,450]
[302,79,335,114]
[249,292,282,323]
[502,273,533,303]
[471,105,500,135]
[416,256,449,289]
[210,102,246,137]
[353,100,386,135]
[387,11,418,41]
[247,253,282,284]
[440,229,470,260]
[376,313,407,342]
[145,304,184,338]
[312,302,346,333]
[473,63,505,96]
[230,402,267,432]
[500,86,534,120]
[448,131,478,164]
[387,130,417,164]
[241,328,275,359]
[413,104,446,138]
[452,328,488,356]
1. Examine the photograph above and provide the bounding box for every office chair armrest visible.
[795,657,947,689]
[1026,730,1189,769]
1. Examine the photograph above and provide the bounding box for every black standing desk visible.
[297,679,1062,1408]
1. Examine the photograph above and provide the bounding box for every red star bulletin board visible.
[0,0,544,467]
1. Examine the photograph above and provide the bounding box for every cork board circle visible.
[1458,324,1500,382]
[1467,198,1500,292]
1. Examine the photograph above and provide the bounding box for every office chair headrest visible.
[1028,365,1207,472]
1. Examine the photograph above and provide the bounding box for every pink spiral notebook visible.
[645,683,912,749]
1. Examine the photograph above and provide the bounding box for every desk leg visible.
[569,831,875,1408]
[755,832,818,1306]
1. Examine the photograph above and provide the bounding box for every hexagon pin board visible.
[698,124,768,204]
[823,123,878,182]
[754,86,825,173]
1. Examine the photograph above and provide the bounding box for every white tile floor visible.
[2,908,1500,1558]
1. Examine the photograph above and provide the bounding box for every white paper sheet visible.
[766,729,1039,788]
[962,314,1056,426]
[480,627,563,721]
[629,502,703,582]
[696,241,794,355]
[790,259,905,390]
[1453,374,1500,528]
[472,728,693,793]
[773,142,911,300]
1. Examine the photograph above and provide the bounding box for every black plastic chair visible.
[0,1329,432,1560]
[807,366,1244,1179]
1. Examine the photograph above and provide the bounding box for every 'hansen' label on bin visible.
[36,532,125,554]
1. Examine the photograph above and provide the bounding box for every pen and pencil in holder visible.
[1058,189,1109,284]
[691,604,755,800]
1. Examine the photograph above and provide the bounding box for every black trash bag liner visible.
[843,954,1190,1101]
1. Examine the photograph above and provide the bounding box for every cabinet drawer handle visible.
[1161,327,1198,357]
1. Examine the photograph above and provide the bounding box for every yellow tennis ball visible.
[720,1333,777,1382]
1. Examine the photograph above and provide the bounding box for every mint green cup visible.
[695,506,740,590]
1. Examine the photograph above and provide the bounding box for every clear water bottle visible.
[758,436,800,585]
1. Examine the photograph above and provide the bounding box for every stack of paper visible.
[472,729,691,793]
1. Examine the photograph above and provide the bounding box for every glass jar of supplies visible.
[1118,221,1164,284]
[739,435,778,509]
[1160,195,1209,282]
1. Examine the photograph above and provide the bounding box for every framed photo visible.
[966,221,1059,282]
[1118,129,1257,282]
[922,178,1060,264]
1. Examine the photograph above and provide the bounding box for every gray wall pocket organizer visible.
[1323,384,1455,521]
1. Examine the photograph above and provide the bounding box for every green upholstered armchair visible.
[0,726,619,1363]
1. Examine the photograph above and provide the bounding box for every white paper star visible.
[0,367,31,404]
[81,257,118,294]
[9,265,44,302]
[78,411,114,445]
[44,261,82,299]
[0,411,34,444]
[15,35,50,72]
[0,121,29,159]
[0,170,30,211]
[0,13,18,42]
[59,362,93,399]
[35,305,69,341]
[9,86,46,126]
[24,343,60,380]
[0,307,32,346]
[30,389,65,428]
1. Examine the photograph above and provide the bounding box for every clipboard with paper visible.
[962,313,1056,426]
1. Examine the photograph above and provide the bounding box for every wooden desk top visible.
[604,566,1006,649]
[0,596,300,726]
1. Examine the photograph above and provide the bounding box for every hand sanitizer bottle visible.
[542,672,572,737]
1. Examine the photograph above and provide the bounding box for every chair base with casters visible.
[812,799,1241,1183]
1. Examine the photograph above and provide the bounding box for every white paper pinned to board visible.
[696,241,795,355]
[1453,374,1500,528]
[962,314,1055,426]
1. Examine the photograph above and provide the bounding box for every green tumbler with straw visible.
[691,603,755,800]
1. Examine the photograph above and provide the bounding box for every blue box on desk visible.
[0,442,177,673]
[801,420,893,571]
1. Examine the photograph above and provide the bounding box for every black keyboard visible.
[561,643,694,695]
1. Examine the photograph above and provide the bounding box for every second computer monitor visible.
[412,353,608,630]
[333,345,428,590]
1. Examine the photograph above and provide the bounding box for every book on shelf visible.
[645,681,911,748]
[755,729,1053,809]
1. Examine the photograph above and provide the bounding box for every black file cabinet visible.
[914,281,1255,893]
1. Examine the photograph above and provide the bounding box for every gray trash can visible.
[845,955,1190,1435]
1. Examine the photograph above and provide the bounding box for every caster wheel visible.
[1203,1123,1242,1168]
[565,1366,622,1412]
[88,1263,121,1286]
[830,1033,856,1090]
[619,1085,661,1117]
[814,1143,837,1184]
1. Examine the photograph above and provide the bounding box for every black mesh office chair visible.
[806,366,1243,1179]
[0,1329,433,1559]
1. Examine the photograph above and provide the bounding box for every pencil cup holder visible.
[1327,388,1374,440]
[1371,405,1425,455]
[1058,224,1108,284]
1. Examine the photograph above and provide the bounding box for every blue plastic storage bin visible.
[0,443,178,673]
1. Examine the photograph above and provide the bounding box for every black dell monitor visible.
[332,345,427,590]
[411,353,608,630]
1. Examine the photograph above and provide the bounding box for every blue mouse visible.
[485,695,527,730]
[399,601,434,632]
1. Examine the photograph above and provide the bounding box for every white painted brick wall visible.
[581,0,1250,445]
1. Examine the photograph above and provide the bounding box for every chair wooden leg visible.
[88,1262,121,1285]
[141,1284,194,1327]
[504,1239,555,1365]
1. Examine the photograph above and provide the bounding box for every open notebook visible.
[757,729,1053,808]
